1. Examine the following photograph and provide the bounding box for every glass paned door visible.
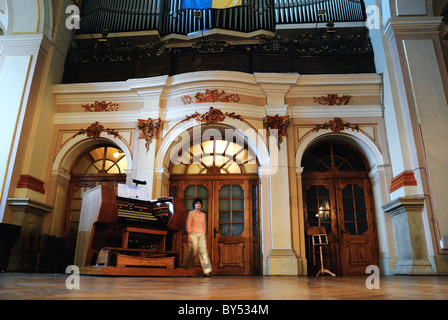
[303,179,340,275]
[176,178,257,275]
[337,179,378,275]
[213,180,251,275]
[303,178,378,276]
[218,185,245,236]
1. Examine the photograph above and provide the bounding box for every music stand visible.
[307,226,335,277]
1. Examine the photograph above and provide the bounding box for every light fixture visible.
[114,150,123,158]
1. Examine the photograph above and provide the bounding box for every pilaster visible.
[0,34,50,222]
[383,15,448,256]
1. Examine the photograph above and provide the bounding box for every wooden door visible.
[303,178,378,276]
[336,179,378,275]
[212,180,251,275]
[303,179,341,275]
[177,180,212,272]
[175,178,256,275]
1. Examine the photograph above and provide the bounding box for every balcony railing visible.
[78,0,366,37]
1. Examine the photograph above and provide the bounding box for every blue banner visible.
[182,0,241,9]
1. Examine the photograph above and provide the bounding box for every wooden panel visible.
[337,179,378,276]
[116,254,175,269]
[218,238,245,268]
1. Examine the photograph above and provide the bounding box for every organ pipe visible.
[77,0,366,36]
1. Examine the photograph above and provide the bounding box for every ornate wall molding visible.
[390,171,418,193]
[311,117,359,133]
[137,118,162,151]
[16,175,45,194]
[73,122,120,139]
[181,89,240,105]
[313,94,352,106]
[82,101,119,112]
[264,114,290,147]
[183,107,242,124]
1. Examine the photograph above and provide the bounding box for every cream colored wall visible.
[1,1,76,236]
[4,0,448,275]
[52,71,386,275]
[0,0,58,223]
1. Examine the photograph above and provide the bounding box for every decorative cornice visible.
[390,171,418,193]
[137,118,161,151]
[7,198,53,214]
[73,121,120,139]
[16,175,45,194]
[311,117,359,133]
[382,196,425,218]
[384,17,444,42]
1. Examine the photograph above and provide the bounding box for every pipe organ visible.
[78,0,366,37]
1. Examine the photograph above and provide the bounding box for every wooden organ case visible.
[74,185,195,276]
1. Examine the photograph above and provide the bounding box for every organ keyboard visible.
[75,185,194,276]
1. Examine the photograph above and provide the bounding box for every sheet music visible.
[118,184,149,201]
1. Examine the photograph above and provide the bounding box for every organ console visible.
[74,185,195,276]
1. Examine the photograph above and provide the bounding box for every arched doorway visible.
[168,126,261,275]
[301,141,379,276]
[63,145,128,264]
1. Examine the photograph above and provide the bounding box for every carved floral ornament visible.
[136,108,291,152]
[264,114,290,147]
[82,101,119,112]
[73,121,120,139]
[137,118,162,151]
[311,117,359,133]
[183,107,242,124]
[181,89,240,105]
[313,94,352,106]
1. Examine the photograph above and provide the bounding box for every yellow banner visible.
[212,0,241,8]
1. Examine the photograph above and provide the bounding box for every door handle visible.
[213,228,219,238]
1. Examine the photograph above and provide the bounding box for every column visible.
[0,34,48,222]
[131,78,167,199]
[372,0,445,274]
[255,73,299,275]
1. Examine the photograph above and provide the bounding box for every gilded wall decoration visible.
[73,122,120,139]
[181,89,240,104]
[183,107,242,124]
[82,100,119,112]
[312,117,359,133]
[313,94,352,106]
[264,114,290,147]
[137,118,162,151]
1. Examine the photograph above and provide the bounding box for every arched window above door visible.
[170,139,258,175]
[301,142,367,172]
[71,146,128,175]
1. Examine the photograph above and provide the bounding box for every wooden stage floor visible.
[1,272,447,301]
